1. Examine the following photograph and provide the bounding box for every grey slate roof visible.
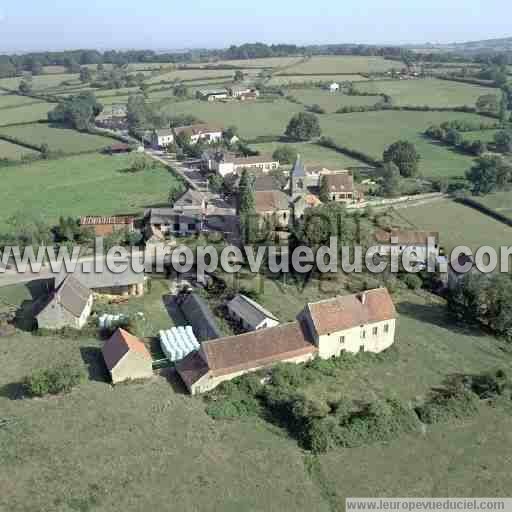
[147,208,203,225]
[57,275,91,317]
[55,263,145,291]
[226,294,278,328]
[173,189,206,208]
[291,155,306,178]
[179,293,222,341]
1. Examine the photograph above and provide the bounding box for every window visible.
[361,330,366,339]
[360,345,365,353]
[188,223,196,231]
[372,327,378,336]
[339,336,345,344]
[173,223,180,231]
[384,324,389,334]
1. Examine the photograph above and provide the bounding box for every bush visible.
[400,273,423,290]
[23,364,86,397]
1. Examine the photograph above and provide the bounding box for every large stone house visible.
[205,152,280,177]
[151,128,175,148]
[322,172,362,203]
[254,190,290,229]
[226,294,279,332]
[176,288,397,394]
[375,229,440,264]
[174,124,223,144]
[35,275,93,330]
[102,328,153,384]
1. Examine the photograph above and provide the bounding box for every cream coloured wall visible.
[110,352,153,384]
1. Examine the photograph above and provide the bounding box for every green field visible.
[160,98,304,139]
[0,124,115,154]
[390,198,512,252]
[0,94,45,109]
[0,139,39,160]
[202,57,305,69]
[0,73,80,91]
[288,88,382,113]
[146,68,240,84]
[250,141,365,168]
[320,111,486,178]
[269,74,369,86]
[462,129,499,143]
[354,78,497,108]
[281,56,397,75]
[469,190,512,221]
[0,103,55,126]
[0,153,180,223]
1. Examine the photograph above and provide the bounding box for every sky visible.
[0,0,510,53]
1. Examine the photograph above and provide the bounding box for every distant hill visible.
[450,36,512,52]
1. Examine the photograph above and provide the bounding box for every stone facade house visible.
[152,128,175,148]
[323,172,362,203]
[207,152,280,177]
[176,288,397,394]
[226,294,279,332]
[102,328,153,384]
[173,124,223,144]
[35,276,93,330]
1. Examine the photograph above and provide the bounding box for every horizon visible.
[0,0,511,54]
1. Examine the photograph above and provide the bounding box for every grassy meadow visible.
[0,102,55,126]
[289,88,382,113]
[0,123,115,153]
[281,56,397,75]
[0,139,40,160]
[319,110,487,178]
[0,153,180,223]
[469,190,512,221]
[354,78,498,108]
[0,73,80,91]
[269,74,369,86]
[0,94,45,109]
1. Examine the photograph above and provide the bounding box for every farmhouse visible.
[196,89,229,101]
[208,152,280,177]
[254,190,290,228]
[102,328,153,384]
[176,288,397,394]
[79,215,135,237]
[55,265,146,297]
[35,275,93,330]
[322,172,363,203]
[172,189,208,212]
[229,86,260,100]
[144,208,204,237]
[151,128,175,148]
[226,294,279,331]
[174,124,223,144]
[375,229,440,264]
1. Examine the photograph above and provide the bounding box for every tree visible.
[379,161,401,197]
[272,145,297,164]
[383,140,420,177]
[174,83,188,97]
[319,175,330,203]
[476,94,499,114]
[0,58,16,79]
[285,112,321,141]
[494,131,512,154]
[79,66,92,83]
[465,155,512,195]
[234,70,245,82]
[18,80,32,94]
[48,92,103,131]
[499,91,509,123]
[238,169,257,243]
[222,125,238,143]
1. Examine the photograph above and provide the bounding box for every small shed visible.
[102,328,153,384]
[226,294,279,332]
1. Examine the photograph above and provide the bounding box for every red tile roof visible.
[102,328,151,371]
[323,172,354,193]
[254,191,289,213]
[200,321,317,378]
[175,351,209,389]
[306,288,396,336]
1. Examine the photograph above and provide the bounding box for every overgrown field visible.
[354,78,498,108]
[320,111,487,178]
[0,153,180,223]
[389,198,512,252]
[0,123,115,153]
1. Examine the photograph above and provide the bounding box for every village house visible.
[207,152,280,177]
[226,294,279,332]
[151,128,175,148]
[144,208,204,237]
[172,189,208,212]
[228,86,260,100]
[375,229,440,264]
[174,124,223,144]
[176,288,397,394]
[35,275,93,330]
[254,190,290,229]
[102,328,153,384]
[322,171,363,203]
[55,265,146,297]
[79,215,135,237]
[196,89,229,102]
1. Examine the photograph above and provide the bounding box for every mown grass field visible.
[462,129,499,142]
[146,68,241,84]
[320,111,486,178]
[0,153,180,223]
[0,102,55,126]
[0,73,80,91]
[354,78,497,108]
[281,56,397,74]
[0,123,115,153]
[160,98,304,139]
[0,94,44,109]
[250,141,365,168]
[389,198,512,253]
[0,139,39,160]
[288,88,382,113]
[202,57,305,68]
[268,74,369,86]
